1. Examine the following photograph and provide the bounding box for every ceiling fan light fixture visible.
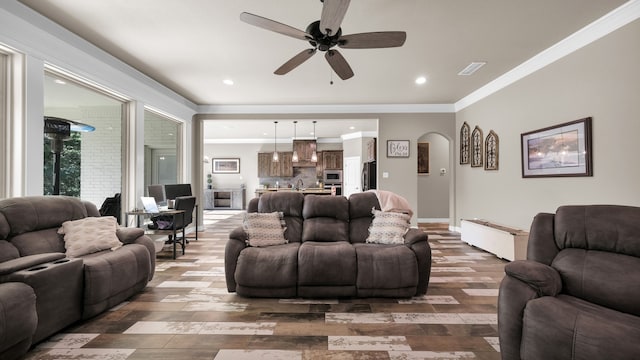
[458,62,486,76]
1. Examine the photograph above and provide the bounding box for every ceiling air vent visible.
[458,62,486,76]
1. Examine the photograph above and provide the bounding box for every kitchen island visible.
[255,188,333,197]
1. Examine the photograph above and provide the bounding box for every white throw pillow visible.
[58,216,122,257]
[243,212,288,247]
[366,208,411,245]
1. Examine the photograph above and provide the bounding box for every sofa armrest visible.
[116,227,145,244]
[129,234,156,280]
[225,226,248,292]
[403,228,431,295]
[504,260,562,297]
[404,228,427,246]
[498,260,562,359]
[0,253,66,276]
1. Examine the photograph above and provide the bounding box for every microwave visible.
[323,170,343,184]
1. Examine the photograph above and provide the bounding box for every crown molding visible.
[455,0,640,112]
[198,103,455,115]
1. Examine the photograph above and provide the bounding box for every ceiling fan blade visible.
[240,12,310,41]
[338,31,407,49]
[325,50,354,80]
[320,0,350,36]
[274,49,317,75]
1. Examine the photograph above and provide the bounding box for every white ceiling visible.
[20,0,627,107]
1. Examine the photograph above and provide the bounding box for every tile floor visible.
[24,211,507,360]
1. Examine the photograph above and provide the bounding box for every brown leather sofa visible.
[225,191,431,298]
[0,196,155,360]
[498,205,640,359]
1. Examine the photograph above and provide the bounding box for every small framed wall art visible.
[387,140,410,158]
[212,158,240,174]
[460,122,470,165]
[485,130,499,170]
[417,142,430,175]
[471,126,483,167]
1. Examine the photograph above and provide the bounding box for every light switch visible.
[382,172,389,178]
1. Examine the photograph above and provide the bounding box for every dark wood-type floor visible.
[24,212,507,360]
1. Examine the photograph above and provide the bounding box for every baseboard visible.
[417,218,449,223]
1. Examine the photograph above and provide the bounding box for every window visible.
[0,51,6,197]
[43,71,125,206]
[144,108,180,193]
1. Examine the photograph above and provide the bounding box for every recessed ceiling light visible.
[415,76,427,85]
[54,79,66,85]
[349,126,355,130]
[458,62,486,76]
[223,79,234,85]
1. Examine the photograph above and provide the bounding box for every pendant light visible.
[272,121,279,162]
[292,121,299,162]
[311,120,318,163]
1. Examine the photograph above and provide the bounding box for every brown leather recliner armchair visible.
[498,205,640,359]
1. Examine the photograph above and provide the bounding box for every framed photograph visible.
[387,140,410,158]
[418,142,430,175]
[212,158,240,174]
[521,117,592,178]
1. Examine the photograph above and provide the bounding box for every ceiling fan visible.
[240,0,406,80]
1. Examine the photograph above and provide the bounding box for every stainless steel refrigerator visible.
[362,161,376,191]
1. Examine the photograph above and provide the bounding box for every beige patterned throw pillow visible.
[366,208,410,245]
[243,212,288,247]
[58,216,123,257]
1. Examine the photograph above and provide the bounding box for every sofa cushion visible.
[522,295,640,359]
[0,282,37,357]
[58,216,122,257]
[354,243,418,297]
[366,209,410,245]
[302,195,349,242]
[298,242,356,286]
[348,192,381,244]
[0,240,20,262]
[0,196,87,236]
[554,205,640,257]
[235,242,300,290]
[80,244,151,318]
[9,228,66,256]
[243,212,288,247]
[552,248,640,316]
[258,192,304,243]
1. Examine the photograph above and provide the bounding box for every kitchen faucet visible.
[296,178,304,190]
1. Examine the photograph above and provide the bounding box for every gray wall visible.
[455,18,640,230]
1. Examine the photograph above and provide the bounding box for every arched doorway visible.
[417,132,452,227]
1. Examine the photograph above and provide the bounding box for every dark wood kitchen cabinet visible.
[258,151,293,177]
[292,140,317,167]
[322,150,343,170]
